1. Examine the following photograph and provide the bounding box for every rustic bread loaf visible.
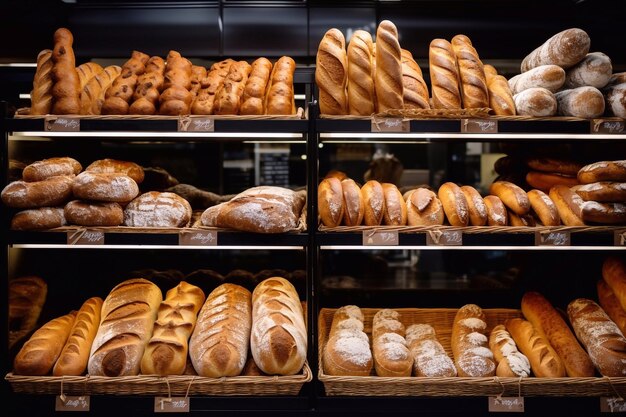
[347,30,376,115]
[11,207,67,230]
[451,304,496,377]
[72,171,139,203]
[2,175,74,208]
[429,38,462,109]
[64,200,124,226]
[85,159,144,184]
[508,65,565,94]
[124,191,192,228]
[372,309,412,377]
[451,34,489,109]
[555,86,605,118]
[324,305,373,376]
[603,82,626,118]
[575,182,626,202]
[406,324,456,377]
[316,28,348,115]
[513,87,557,117]
[521,28,590,72]
[375,20,404,112]
[406,188,445,226]
[22,157,82,182]
[582,201,626,224]
[438,182,469,226]
[382,183,407,226]
[564,52,612,89]
[578,161,626,184]
[341,178,364,226]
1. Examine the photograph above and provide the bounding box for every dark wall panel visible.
[309,7,376,54]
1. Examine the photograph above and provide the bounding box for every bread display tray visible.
[318,224,624,235]
[5,362,312,396]
[318,308,626,397]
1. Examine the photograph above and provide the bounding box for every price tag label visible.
[67,230,105,245]
[461,118,498,133]
[45,117,80,132]
[154,397,190,413]
[179,230,218,246]
[535,231,570,246]
[55,395,90,412]
[178,116,214,132]
[426,230,463,246]
[601,397,626,413]
[592,119,625,134]
[371,117,409,133]
[488,397,524,413]
[615,231,626,246]
[362,230,399,246]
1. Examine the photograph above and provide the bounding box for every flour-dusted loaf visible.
[142,282,205,375]
[124,191,192,228]
[251,277,307,375]
[323,305,373,376]
[438,182,469,226]
[316,28,348,115]
[375,20,404,112]
[489,324,531,377]
[85,159,145,184]
[429,38,461,109]
[406,188,445,226]
[88,278,162,376]
[578,161,626,184]
[564,52,612,89]
[52,297,103,376]
[555,86,605,118]
[361,180,386,226]
[371,309,412,377]
[2,175,74,208]
[73,171,139,203]
[22,157,82,182]
[318,177,344,227]
[508,65,566,95]
[64,200,124,226]
[347,30,376,115]
[451,304,495,377]
[513,87,557,117]
[201,186,305,233]
[406,324,456,377]
[521,28,590,72]
[382,183,407,226]
[11,207,67,230]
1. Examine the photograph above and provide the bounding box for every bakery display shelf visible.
[317,308,626,397]
[4,362,312,397]
[317,225,626,250]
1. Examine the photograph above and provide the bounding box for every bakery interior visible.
[2,0,626,416]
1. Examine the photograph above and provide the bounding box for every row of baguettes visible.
[30,28,296,116]
[323,257,626,378]
[13,277,307,378]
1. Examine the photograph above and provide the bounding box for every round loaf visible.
[513,87,557,117]
[460,185,487,226]
[483,195,507,226]
[508,64,565,94]
[575,182,626,202]
[549,185,585,226]
[526,171,579,192]
[555,86,605,118]
[22,157,82,182]
[318,177,344,227]
[85,159,145,184]
[526,158,583,176]
[64,200,124,226]
[489,181,530,215]
[72,172,139,203]
[578,160,626,184]
[527,189,560,226]
[564,52,612,89]
[10,207,66,230]
[382,183,406,226]
[406,188,444,226]
[603,82,626,118]
[124,191,192,227]
[1,176,74,208]
[437,182,469,226]
[341,178,364,226]
[582,201,626,224]
[361,180,385,226]
[521,28,590,72]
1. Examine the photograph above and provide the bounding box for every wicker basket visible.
[5,362,312,396]
[318,308,626,397]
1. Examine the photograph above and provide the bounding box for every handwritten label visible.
[601,397,626,413]
[362,230,399,246]
[179,230,218,246]
[67,230,105,245]
[592,119,625,134]
[55,396,90,412]
[461,119,498,133]
[154,397,190,413]
[488,397,524,412]
[45,117,80,132]
[615,231,626,246]
[535,231,570,246]
[371,117,409,133]
[426,230,463,246]
[178,117,214,132]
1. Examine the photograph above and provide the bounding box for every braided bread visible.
[51,28,81,114]
[30,49,54,115]
[129,56,166,115]
[159,50,193,115]
[347,30,376,115]
[375,20,404,112]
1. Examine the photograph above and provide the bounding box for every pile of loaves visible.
[324,257,626,378]
[13,276,307,377]
[318,159,626,227]
[30,27,296,116]
[316,22,625,119]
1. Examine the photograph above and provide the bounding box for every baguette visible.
[30,50,54,115]
[487,74,516,116]
[489,324,531,377]
[80,65,122,115]
[347,30,376,115]
[521,28,590,72]
[400,50,429,110]
[316,28,348,115]
[451,34,489,109]
[375,20,404,112]
[429,38,461,109]
[597,279,626,336]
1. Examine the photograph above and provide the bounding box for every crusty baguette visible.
[30,50,54,115]
[347,30,376,115]
[429,38,461,109]
[400,50,429,110]
[521,28,590,72]
[316,28,348,115]
[80,65,122,115]
[489,324,531,377]
[451,34,489,109]
[375,20,404,112]
[597,279,626,337]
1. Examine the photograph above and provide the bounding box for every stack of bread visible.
[574,160,626,225]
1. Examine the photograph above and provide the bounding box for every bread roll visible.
[213,60,252,115]
[14,311,77,375]
[52,297,103,376]
[324,305,373,376]
[1,176,74,208]
[406,324,456,377]
[582,201,626,224]
[508,65,566,95]
[372,309,412,377]
[487,74,516,116]
[505,317,565,377]
[159,51,193,116]
[30,49,54,115]
[251,277,307,375]
[22,157,82,182]
[375,20,404,112]
[406,188,445,226]
[429,39,462,109]
[64,200,123,227]
[382,183,407,226]
[129,56,166,115]
[598,280,626,336]
[451,304,495,377]
[240,57,272,115]
[564,52,612,89]
[438,182,469,226]
[361,180,385,226]
[347,30,376,115]
[9,276,47,335]
[72,171,139,203]
[192,59,234,115]
[85,159,144,184]
[341,178,364,226]
[124,191,192,228]
[489,324,531,377]
[79,65,122,115]
[489,181,530,215]
[266,56,296,115]
[11,207,67,230]
[555,86,605,118]
[102,51,149,115]
[451,34,489,109]
[549,185,585,226]
[401,51,430,110]
[521,292,594,377]
[513,87,557,117]
[460,185,487,226]
[526,171,579,192]
[51,28,81,114]
[521,28,590,72]
[603,82,626,118]
[483,195,508,226]
[202,186,305,233]
[578,160,626,184]
[527,189,560,226]
[76,62,104,91]
[316,28,348,115]
[568,298,626,377]
[142,282,205,375]
[88,278,162,376]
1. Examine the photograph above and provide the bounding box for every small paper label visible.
[45,117,80,132]
[592,119,625,134]
[535,231,570,246]
[55,396,90,412]
[154,397,190,413]
[362,230,399,246]
[601,397,626,413]
[426,230,463,246]
[178,117,214,132]
[488,397,524,412]
[179,230,218,246]
[615,231,626,246]
[461,119,498,133]
[67,230,105,245]
[371,117,409,133]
